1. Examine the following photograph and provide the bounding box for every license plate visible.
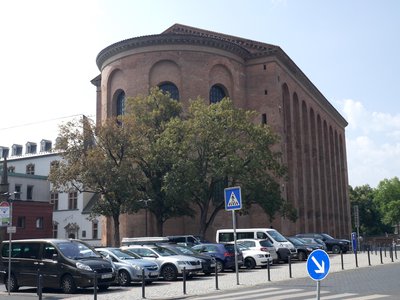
[101,273,112,279]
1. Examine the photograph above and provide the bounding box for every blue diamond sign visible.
[306,249,330,281]
[224,187,242,211]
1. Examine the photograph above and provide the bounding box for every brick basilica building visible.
[91,24,351,245]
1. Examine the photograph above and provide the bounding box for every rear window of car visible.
[224,244,235,252]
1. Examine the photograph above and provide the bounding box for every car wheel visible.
[298,251,307,261]
[215,260,224,273]
[204,271,211,276]
[61,274,77,294]
[118,270,131,286]
[244,257,256,269]
[5,274,19,292]
[161,264,178,281]
[332,245,341,254]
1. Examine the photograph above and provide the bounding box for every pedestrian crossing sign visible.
[224,187,242,211]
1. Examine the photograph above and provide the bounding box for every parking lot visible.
[0,250,398,300]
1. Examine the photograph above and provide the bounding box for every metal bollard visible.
[380,247,383,264]
[288,255,292,278]
[367,248,371,266]
[182,267,187,295]
[267,259,271,282]
[341,250,344,270]
[93,271,97,300]
[215,261,219,290]
[384,246,387,257]
[141,268,146,299]
[37,273,43,300]
[355,249,358,268]
[395,245,398,260]
[391,246,394,262]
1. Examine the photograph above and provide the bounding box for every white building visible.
[0,140,103,246]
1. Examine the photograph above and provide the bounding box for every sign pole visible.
[7,199,12,295]
[316,280,320,300]
[232,210,239,285]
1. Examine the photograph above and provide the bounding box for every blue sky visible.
[1,0,399,188]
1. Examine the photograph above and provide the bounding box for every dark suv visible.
[295,233,350,254]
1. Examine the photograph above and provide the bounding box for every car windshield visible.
[58,241,101,259]
[152,247,176,256]
[175,246,195,255]
[268,230,288,242]
[289,238,305,246]
[321,233,334,240]
[109,248,141,259]
[259,240,273,247]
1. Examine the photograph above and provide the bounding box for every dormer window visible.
[12,144,23,156]
[40,140,52,152]
[26,142,37,154]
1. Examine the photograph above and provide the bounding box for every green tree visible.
[348,184,390,236]
[125,88,194,235]
[160,98,291,237]
[49,117,144,246]
[374,177,400,234]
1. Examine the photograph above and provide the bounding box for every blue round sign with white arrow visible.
[306,249,331,281]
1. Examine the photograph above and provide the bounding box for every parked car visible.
[192,243,243,272]
[237,238,278,263]
[166,235,202,246]
[234,242,272,269]
[298,237,328,251]
[0,239,116,293]
[295,233,350,254]
[286,237,316,261]
[122,245,202,281]
[160,244,216,275]
[96,247,159,286]
[216,228,297,262]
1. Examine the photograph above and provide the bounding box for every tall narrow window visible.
[26,164,35,175]
[209,85,226,104]
[68,191,78,210]
[17,216,25,228]
[92,221,99,239]
[53,223,58,238]
[116,91,125,116]
[36,217,43,229]
[262,113,267,125]
[50,192,59,210]
[14,185,21,200]
[27,185,33,200]
[159,82,179,100]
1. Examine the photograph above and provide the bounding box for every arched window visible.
[159,82,179,100]
[116,91,125,116]
[209,85,226,104]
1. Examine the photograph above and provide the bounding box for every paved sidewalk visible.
[0,250,398,300]
[66,250,400,300]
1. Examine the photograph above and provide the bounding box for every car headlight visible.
[306,248,313,252]
[256,254,264,258]
[132,264,141,271]
[76,262,92,271]
[177,261,187,265]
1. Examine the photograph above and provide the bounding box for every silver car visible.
[96,247,159,286]
[122,245,202,281]
[237,238,278,263]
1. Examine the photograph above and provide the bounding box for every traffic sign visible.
[307,249,330,281]
[224,187,242,211]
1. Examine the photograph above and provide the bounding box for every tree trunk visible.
[156,217,164,236]
[113,214,120,247]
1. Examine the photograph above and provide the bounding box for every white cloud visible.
[340,99,400,187]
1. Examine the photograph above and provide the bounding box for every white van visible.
[216,228,297,262]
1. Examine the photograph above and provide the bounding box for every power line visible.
[0,114,94,131]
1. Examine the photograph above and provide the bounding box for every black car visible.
[287,237,319,261]
[295,233,350,254]
[160,244,216,275]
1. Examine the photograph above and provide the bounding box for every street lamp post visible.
[139,199,153,236]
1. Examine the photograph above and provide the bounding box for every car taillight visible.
[224,252,234,257]
[260,247,268,252]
